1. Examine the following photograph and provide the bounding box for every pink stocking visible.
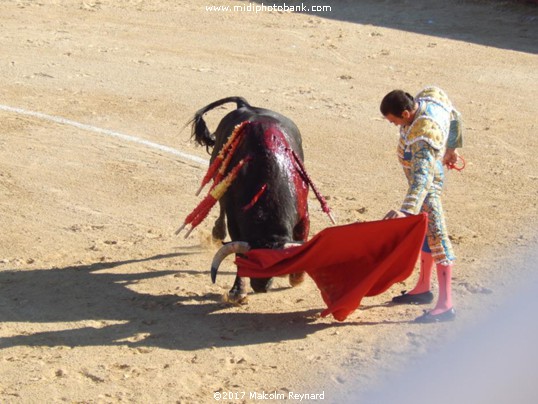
[430,263,453,315]
[408,251,434,294]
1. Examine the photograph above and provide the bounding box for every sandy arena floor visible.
[1,0,537,402]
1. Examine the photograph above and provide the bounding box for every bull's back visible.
[223,119,308,248]
[211,106,304,162]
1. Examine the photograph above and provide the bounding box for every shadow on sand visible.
[250,0,537,54]
[0,252,353,351]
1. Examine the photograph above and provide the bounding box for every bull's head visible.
[210,241,303,284]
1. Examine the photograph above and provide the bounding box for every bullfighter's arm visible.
[447,110,463,149]
[400,141,435,215]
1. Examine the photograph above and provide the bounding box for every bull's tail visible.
[189,96,251,153]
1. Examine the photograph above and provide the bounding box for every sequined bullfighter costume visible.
[397,87,463,265]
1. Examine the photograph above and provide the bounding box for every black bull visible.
[188,97,311,302]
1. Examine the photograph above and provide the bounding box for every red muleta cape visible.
[235,214,428,321]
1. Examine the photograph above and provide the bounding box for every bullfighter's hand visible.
[443,148,459,166]
[383,209,408,220]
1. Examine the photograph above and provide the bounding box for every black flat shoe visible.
[392,290,434,305]
[414,308,456,323]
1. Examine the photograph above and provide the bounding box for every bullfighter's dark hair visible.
[380,90,415,118]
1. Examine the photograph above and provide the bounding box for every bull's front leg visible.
[250,277,274,293]
[225,275,248,304]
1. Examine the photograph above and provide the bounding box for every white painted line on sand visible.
[0,104,208,166]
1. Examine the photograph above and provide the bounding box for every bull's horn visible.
[211,241,250,283]
[283,241,304,248]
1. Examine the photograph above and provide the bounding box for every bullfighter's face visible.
[384,109,414,127]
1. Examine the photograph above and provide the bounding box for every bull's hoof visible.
[224,280,249,305]
[211,225,226,242]
[222,292,249,305]
[289,272,305,287]
[250,277,273,293]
